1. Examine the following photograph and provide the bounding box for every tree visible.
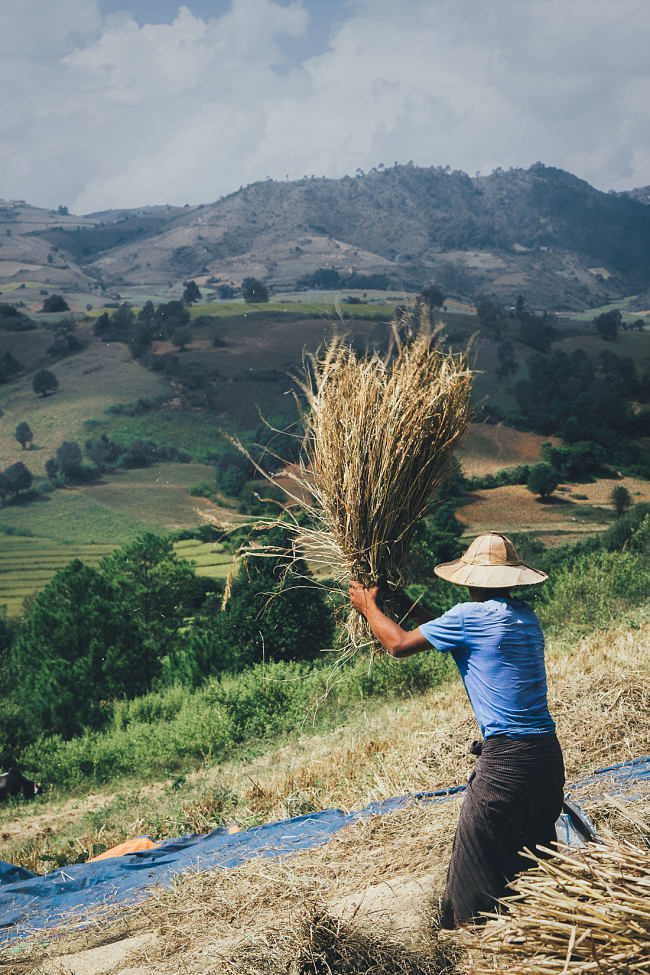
[32,369,59,397]
[519,311,556,353]
[420,285,445,310]
[219,464,247,497]
[0,351,23,383]
[45,457,59,481]
[496,340,516,378]
[15,422,33,450]
[99,534,207,687]
[153,300,190,338]
[526,463,559,499]
[9,561,141,739]
[40,294,69,313]
[212,528,333,670]
[3,461,32,498]
[172,326,193,352]
[182,280,201,305]
[138,300,155,325]
[242,277,269,303]
[46,318,82,357]
[217,284,236,299]
[56,441,83,479]
[476,298,503,340]
[594,309,622,342]
[611,485,632,517]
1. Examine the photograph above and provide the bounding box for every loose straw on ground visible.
[226,312,473,657]
[472,840,650,974]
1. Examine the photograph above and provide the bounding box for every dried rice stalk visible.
[472,840,650,974]
[229,311,472,656]
[289,908,462,975]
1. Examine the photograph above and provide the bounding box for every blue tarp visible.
[1,754,648,942]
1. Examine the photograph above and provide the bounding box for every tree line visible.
[0,530,334,761]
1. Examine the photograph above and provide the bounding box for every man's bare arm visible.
[349,582,432,658]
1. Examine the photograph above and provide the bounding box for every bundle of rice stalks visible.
[290,908,462,975]
[473,840,650,974]
[230,313,472,655]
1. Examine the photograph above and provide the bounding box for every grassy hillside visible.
[0,333,170,477]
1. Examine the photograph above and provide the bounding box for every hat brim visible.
[434,559,547,588]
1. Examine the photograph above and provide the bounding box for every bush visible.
[17,652,454,788]
[40,295,69,313]
[0,303,36,331]
[32,369,59,397]
[538,549,650,627]
[242,277,269,303]
[526,463,559,498]
[540,441,606,480]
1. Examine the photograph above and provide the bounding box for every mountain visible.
[2,163,650,309]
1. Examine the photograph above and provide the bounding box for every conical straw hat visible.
[434,532,547,588]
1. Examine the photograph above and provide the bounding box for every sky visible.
[2,0,650,213]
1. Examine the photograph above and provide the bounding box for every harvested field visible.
[564,474,650,506]
[458,476,650,538]
[458,484,600,536]
[7,616,650,974]
[456,423,558,477]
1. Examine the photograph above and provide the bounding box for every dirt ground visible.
[457,476,650,537]
[457,423,560,476]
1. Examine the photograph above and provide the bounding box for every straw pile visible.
[473,840,650,974]
[290,908,462,975]
[241,313,472,654]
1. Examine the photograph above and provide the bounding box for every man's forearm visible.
[363,602,428,657]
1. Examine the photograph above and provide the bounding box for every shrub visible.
[242,277,269,303]
[526,463,559,499]
[32,369,59,397]
[40,294,69,313]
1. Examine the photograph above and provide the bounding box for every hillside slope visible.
[4,164,650,308]
[6,614,650,973]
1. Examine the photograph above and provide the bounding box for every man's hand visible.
[348,580,430,657]
[349,581,379,617]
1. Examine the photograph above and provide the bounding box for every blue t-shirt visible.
[419,597,555,739]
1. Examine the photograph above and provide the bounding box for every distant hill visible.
[2,163,650,309]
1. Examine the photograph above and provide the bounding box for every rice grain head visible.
[284,311,473,654]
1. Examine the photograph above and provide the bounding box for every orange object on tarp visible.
[90,837,161,862]
[89,826,240,863]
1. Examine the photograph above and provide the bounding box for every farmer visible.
[349,531,564,928]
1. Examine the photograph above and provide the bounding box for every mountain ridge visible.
[2,163,650,309]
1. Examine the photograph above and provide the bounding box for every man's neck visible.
[468,587,511,602]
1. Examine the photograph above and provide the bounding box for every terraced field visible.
[0,537,232,618]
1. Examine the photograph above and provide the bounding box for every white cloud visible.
[2,0,650,211]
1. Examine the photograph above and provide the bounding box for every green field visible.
[81,298,399,321]
[88,409,226,463]
[0,281,51,294]
[0,464,229,544]
[563,295,647,323]
[190,299,397,320]
[0,535,232,617]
